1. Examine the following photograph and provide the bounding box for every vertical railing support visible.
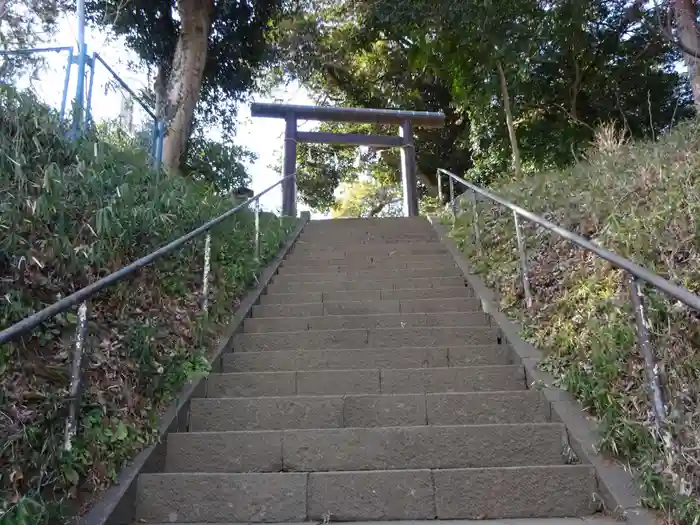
[399,120,419,217]
[84,52,97,129]
[282,115,297,217]
[470,190,482,254]
[73,0,87,138]
[513,211,533,309]
[254,198,261,263]
[155,121,165,167]
[64,301,88,452]
[628,275,667,432]
[437,171,443,204]
[449,176,457,219]
[59,48,73,122]
[201,233,212,314]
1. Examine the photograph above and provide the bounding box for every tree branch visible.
[650,0,700,58]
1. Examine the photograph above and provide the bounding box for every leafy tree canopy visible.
[0,0,69,80]
[274,0,694,210]
[84,0,287,134]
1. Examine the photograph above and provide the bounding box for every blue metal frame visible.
[92,53,157,121]
[84,52,97,127]
[0,46,74,55]
[59,48,74,121]
[2,0,163,160]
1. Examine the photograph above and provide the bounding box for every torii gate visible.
[250,103,445,217]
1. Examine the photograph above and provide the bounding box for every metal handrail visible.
[1,173,294,451]
[0,174,294,345]
[93,53,157,121]
[437,169,700,310]
[437,166,700,450]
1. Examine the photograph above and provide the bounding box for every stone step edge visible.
[142,517,617,525]
[208,364,521,377]
[258,289,472,304]
[252,298,484,317]
[223,344,510,357]
[242,313,491,334]
[245,311,487,322]
[191,389,539,403]
[171,421,565,436]
[236,326,497,337]
[264,285,471,297]
[137,465,598,521]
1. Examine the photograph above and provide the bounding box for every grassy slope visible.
[0,88,295,525]
[447,121,700,524]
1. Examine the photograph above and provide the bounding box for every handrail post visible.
[513,211,533,309]
[254,197,261,263]
[59,48,73,122]
[84,52,97,129]
[202,233,212,313]
[470,190,482,255]
[399,120,419,217]
[437,171,443,204]
[449,176,456,219]
[64,301,88,451]
[628,275,667,432]
[282,115,297,217]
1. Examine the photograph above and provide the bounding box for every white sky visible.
[14,9,328,217]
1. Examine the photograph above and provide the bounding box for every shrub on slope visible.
[0,87,294,524]
[448,121,700,524]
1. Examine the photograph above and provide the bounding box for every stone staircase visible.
[135,217,607,524]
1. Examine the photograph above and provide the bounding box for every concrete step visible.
[223,345,512,372]
[294,240,441,250]
[135,465,597,522]
[279,258,456,273]
[267,276,466,294]
[243,311,491,333]
[141,517,623,525]
[204,365,525,398]
[275,267,462,283]
[234,326,500,352]
[290,242,445,257]
[252,297,483,318]
[189,391,550,431]
[259,287,473,305]
[165,423,569,473]
[281,253,455,267]
[294,236,440,246]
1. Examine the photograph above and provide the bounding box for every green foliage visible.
[332,178,403,218]
[275,0,694,209]
[446,120,700,524]
[0,0,69,80]
[83,0,290,134]
[186,132,254,194]
[0,86,295,525]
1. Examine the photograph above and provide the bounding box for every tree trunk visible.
[497,61,522,178]
[161,0,214,173]
[0,0,10,21]
[675,0,700,110]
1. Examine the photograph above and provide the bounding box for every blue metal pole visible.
[155,121,165,167]
[59,48,74,121]
[84,52,97,129]
[73,0,86,136]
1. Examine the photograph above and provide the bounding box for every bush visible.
[0,86,295,525]
[445,120,700,524]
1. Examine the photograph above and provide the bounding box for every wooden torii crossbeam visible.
[250,103,445,217]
